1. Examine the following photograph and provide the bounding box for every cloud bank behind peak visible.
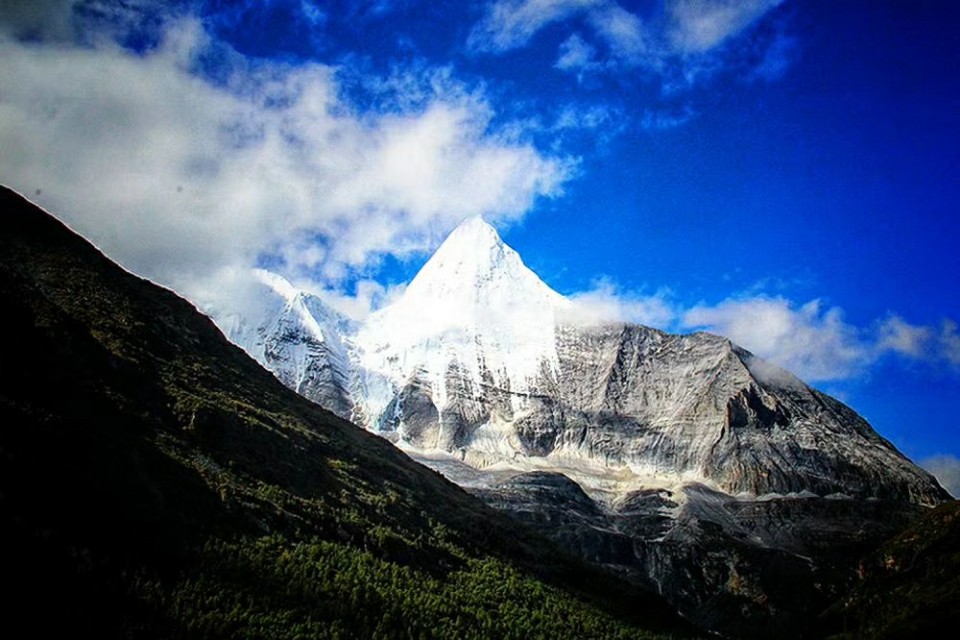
[0,15,572,302]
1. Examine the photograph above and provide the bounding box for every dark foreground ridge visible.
[0,186,698,639]
[821,499,960,639]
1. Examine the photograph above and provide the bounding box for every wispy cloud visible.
[550,102,626,148]
[640,105,696,130]
[682,297,868,381]
[471,0,788,81]
[468,0,601,53]
[940,320,960,366]
[567,277,960,383]
[920,455,960,498]
[566,278,675,328]
[585,2,645,61]
[0,14,571,306]
[555,32,601,73]
[667,0,784,54]
[294,277,408,322]
[876,315,932,359]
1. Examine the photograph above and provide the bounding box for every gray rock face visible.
[386,320,945,507]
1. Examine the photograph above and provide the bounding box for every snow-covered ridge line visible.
[209,216,949,507]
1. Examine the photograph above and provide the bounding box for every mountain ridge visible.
[0,185,695,638]
[354,215,570,427]
[224,216,946,505]
[214,214,950,636]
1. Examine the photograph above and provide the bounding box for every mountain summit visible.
[398,216,566,313]
[354,217,570,437]
[222,216,946,505]
[345,222,943,506]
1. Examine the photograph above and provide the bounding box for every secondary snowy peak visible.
[212,269,356,419]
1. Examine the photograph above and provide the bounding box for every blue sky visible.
[1,1,958,488]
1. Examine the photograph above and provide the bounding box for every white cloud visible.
[940,320,960,366]
[873,316,960,368]
[681,296,960,383]
[473,0,786,82]
[920,455,960,498]
[301,279,407,322]
[551,102,626,148]
[555,33,599,72]
[324,101,570,263]
[668,0,784,54]
[585,3,645,60]
[563,282,958,386]
[566,279,675,328]
[683,297,867,382]
[0,20,571,306]
[469,0,601,52]
[876,315,932,358]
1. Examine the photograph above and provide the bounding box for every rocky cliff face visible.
[471,469,926,638]
[211,216,950,637]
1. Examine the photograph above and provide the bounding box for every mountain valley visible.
[3,185,957,638]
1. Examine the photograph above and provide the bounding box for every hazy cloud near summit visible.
[0,18,570,302]
[566,279,675,328]
[683,297,868,381]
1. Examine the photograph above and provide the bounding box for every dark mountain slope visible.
[0,186,695,638]
[822,499,960,639]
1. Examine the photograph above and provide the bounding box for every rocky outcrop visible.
[472,471,926,638]
[213,269,357,421]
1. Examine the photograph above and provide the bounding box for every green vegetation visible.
[0,186,694,638]
[130,535,658,640]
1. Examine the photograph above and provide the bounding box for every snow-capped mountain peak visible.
[205,212,950,638]
[400,216,567,314]
[354,216,570,425]
[211,216,947,512]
